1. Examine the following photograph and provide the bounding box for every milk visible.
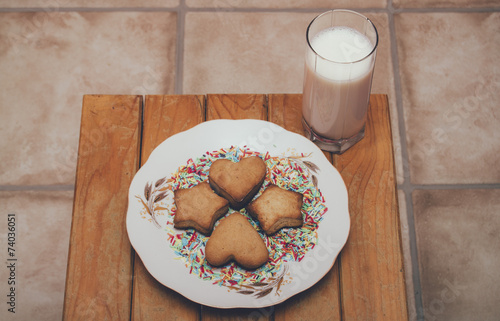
[303,26,376,141]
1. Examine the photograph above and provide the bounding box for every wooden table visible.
[63,94,408,320]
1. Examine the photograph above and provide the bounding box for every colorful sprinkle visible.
[151,146,328,288]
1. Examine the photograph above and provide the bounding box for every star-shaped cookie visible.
[247,184,304,235]
[173,182,229,235]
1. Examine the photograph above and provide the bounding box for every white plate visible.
[126,119,350,309]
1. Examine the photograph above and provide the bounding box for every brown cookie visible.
[208,156,267,210]
[205,213,269,269]
[247,184,304,235]
[173,181,229,235]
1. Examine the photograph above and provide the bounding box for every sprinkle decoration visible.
[136,145,328,297]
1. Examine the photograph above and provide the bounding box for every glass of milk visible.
[302,10,378,153]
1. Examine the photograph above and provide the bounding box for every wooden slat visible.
[269,94,341,321]
[131,95,205,320]
[333,94,408,320]
[140,95,206,164]
[267,94,304,135]
[206,94,267,120]
[63,95,142,320]
[201,94,270,321]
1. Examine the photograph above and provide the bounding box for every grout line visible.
[403,188,424,321]
[175,1,187,94]
[411,183,500,190]
[0,6,499,13]
[391,6,500,13]
[0,185,75,191]
[180,6,388,13]
[0,7,387,13]
[0,7,179,12]
[387,1,424,320]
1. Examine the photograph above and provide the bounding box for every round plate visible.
[126,119,350,308]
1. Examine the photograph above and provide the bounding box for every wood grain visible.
[131,95,204,320]
[333,94,408,321]
[269,94,341,321]
[206,94,267,120]
[141,95,205,162]
[63,95,142,320]
[267,94,303,135]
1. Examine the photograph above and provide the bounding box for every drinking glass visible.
[302,10,378,153]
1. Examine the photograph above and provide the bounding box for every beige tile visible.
[183,11,315,94]
[0,190,74,321]
[186,0,386,9]
[396,12,500,185]
[413,189,500,321]
[0,0,179,8]
[393,0,499,9]
[0,12,177,186]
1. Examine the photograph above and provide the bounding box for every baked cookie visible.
[247,184,304,235]
[173,182,229,235]
[209,156,267,210]
[205,213,269,269]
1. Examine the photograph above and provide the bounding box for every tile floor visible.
[0,1,499,320]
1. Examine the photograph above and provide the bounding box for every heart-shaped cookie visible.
[209,156,267,210]
[205,213,269,269]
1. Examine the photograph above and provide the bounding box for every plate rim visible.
[126,119,350,308]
